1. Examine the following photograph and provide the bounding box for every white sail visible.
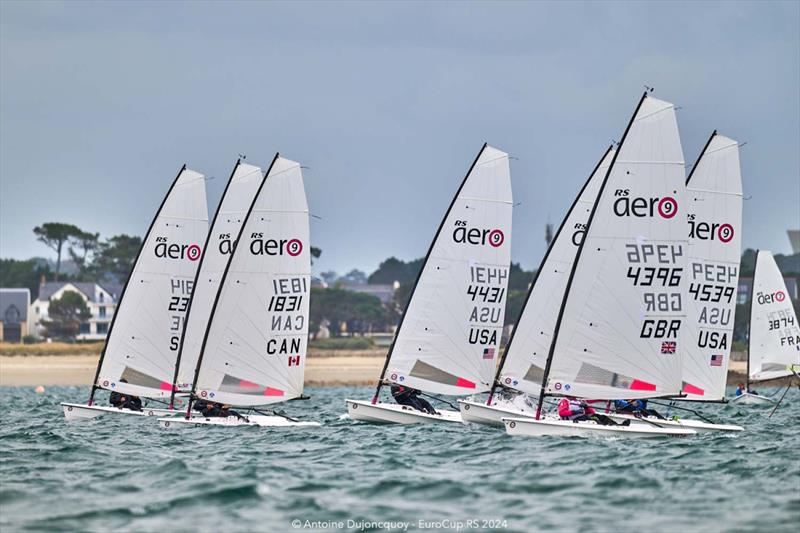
[193,156,310,406]
[545,95,687,400]
[748,250,800,382]
[498,147,614,395]
[682,133,742,400]
[97,167,208,398]
[384,145,513,396]
[174,162,263,390]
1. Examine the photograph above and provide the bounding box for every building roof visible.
[37,281,123,303]
[0,288,30,321]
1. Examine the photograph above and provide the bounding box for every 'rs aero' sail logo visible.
[154,237,201,261]
[249,233,303,256]
[452,221,504,248]
[613,190,677,219]
[757,291,786,305]
[687,214,734,243]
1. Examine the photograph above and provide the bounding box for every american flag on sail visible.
[661,341,676,355]
[710,354,723,367]
[483,347,495,360]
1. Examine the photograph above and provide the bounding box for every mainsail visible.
[94,166,208,399]
[171,161,263,395]
[748,250,800,382]
[379,144,513,396]
[497,147,614,395]
[192,155,311,406]
[681,133,742,400]
[543,94,687,400]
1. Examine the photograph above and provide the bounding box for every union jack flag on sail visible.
[661,341,676,355]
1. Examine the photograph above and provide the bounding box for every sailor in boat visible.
[194,400,245,420]
[613,399,666,419]
[109,379,143,411]
[558,397,629,426]
[390,384,437,415]
[735,383,759,397]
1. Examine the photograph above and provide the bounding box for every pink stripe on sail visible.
[630,379,656,391]
[239,379,261,390]
[160,382,177,391]
[264,387,284,396]
[455,377,476,389]
[682,382,704,396]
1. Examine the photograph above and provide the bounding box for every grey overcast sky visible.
[1,0,798,276]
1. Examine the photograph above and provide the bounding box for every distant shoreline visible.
[0,350,764,388]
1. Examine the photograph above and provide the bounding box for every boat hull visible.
[503,417,696,438]
[458,399,536,427]
[158,415,320,428]
[730,392,776,405]
[605,413,743,433]
[61,402,181,421]
[345,399,463,424]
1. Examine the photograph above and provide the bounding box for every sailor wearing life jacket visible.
[558,397,595,421]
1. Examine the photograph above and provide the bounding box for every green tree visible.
[310,288,390,337]
[93,234,142,282]
[0,258,54,298]
[368,256,424,285]
[68,230,100,280]
[310,246,322,265]
[42,290,91,339]
[33,223,82,280]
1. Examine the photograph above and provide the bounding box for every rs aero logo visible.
[757,290,786,305]
[452,220,504,248]
[687,214,734,243]
[249,233,303,256]
[154,237,201,261]
[613,189,678,219]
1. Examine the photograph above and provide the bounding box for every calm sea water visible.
[1,385,798,533]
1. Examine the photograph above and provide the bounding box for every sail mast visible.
[534,92,648,419]
[487,145,613,405]
[168,160,241,409]
[745,250,759,391]
[371,143,489,404]
[186,154,280,416]
[88,164,187,406]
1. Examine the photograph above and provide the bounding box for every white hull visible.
[605,413,743,433]
[458,399,537,427]
[158,414,321,428]
[345,399,463,424]
[61,402,181,421]
[503,417,696,438]
[731,392,776,405]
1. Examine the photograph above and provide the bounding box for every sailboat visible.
[345,144,513,424]
[504,94,697,438]
[459,146,615,426]
[166,159,263,408]
[731,250,800,405]
[62,166,209,420]
[604,132,744,432]
[159,154,320,428]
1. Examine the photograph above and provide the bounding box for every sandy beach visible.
[0,348,750,387]
[0,350,387,387]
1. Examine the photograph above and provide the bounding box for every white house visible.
[31,281,122,340]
